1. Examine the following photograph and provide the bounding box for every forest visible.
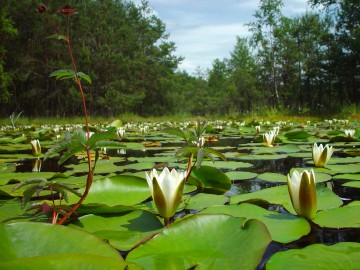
[0,0,359,118]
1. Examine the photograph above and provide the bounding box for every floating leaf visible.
[343,181,360,188]
[334,174,360,181]
[266,242,360,270]
[230,184,343,215]
[325,164,360,174]
[0,222,129,270]
[126,214,271,269]
[201,160,253,170]
[312,203,360,228]
[68,175,150,207]
[188,165,231,194]
[69,210,163,250]
[226,171,258,181]
[284,130,311,140]
[185,193,229,211]
[257,172,287,183]
[201,203,311,243]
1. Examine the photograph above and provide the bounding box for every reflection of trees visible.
[234,179,280,194]
[247,157,304,174]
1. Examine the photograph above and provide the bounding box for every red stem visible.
[57,163,93,225]
[65,16,90,138]
[57,15,92,225]
[49,186,57,224]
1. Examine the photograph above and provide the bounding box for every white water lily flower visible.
[287,169,317,220]
[116,127,126,138]
[263,131,276,147]
[30,139,41,156]
[145,167,186,220]
[255,125,261,133]
[312,143,334,167]
[344,129,355,138]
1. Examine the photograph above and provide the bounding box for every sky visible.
[131,0,316,75]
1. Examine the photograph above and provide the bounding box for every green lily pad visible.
[185,193,229,211]
[333,174,360,181]
[201,160,253,170]
[68,175,150,207]
[127,156,177,164]
[65,159,123,175]
[188,165,231,194]
[266,242,360,270]
[236,154,288,160]
[284,130,311,140]
[117,162,156,171]
[122,142,146,150]
[257,172,287,183]
[312,203,360,228]
[0,199,45,223]
[230,184,343,215]
[0,172,57,185]
[325,164,360,174]
[252,144,301,154]
[226,171,258,181]
[201,203,310,243]
[69,210,163,250]
[126,214,271,269]
[342,182,360,188]
[0,222,129,270]
[327,156,360,164]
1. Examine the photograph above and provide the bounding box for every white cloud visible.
[171,23,250,73]
[131,0,312,74]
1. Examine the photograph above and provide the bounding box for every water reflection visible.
[246,157,305,174]
[15,158,67,173]
[231,179,280,195]
[32,159,42,172]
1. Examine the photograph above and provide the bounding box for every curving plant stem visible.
[57,15,93,225]
[49,186,58,224]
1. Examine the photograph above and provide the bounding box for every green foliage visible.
[45,129,123,165]
[49,69,92,84]
[1,0,360,117]
[12,177,81,209]
[164,121,226,169]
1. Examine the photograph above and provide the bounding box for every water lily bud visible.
[287,169,317,220]
[312,143,334,167]
[116,127,126,138]
[263,131,276,147]
[145,167,186,221]
[344,129,355,138]
[30,140,41,156]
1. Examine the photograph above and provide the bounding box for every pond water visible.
[1,121,360,269]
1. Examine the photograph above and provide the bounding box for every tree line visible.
[0,0,359,118]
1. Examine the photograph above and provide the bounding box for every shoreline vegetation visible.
[1,110,359,127]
